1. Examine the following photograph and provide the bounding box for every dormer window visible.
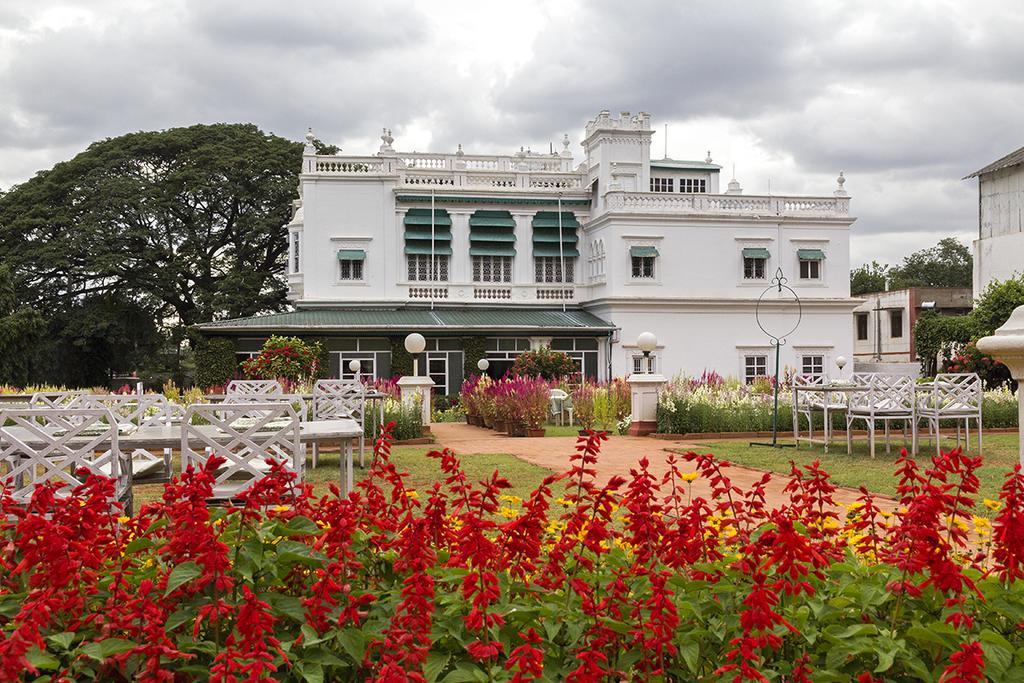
[650,177,673,193]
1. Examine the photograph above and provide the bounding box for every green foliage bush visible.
[241,336,323,384]
[193,337,237,389]
[389,337,413,377]
[462,336,487,380]
[364,399,423,441]
[509,347,576,380]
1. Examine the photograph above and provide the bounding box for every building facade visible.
[968,146,1024,294]
[201,110,859,392]
[852,287,973,364]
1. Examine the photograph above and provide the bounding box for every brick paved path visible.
[431,422,894,511]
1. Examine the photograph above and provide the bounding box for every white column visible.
[977,305,1024,465]
[397,376,435,426]
[626,372,667,436]
[449,210,471,284]
[512,212,533,285]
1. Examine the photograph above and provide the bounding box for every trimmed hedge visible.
[192,336,237,389]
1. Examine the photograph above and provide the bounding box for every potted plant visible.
[491,378,515,434]
[460,375,481,426]
[572,382,596,434]
[520,376,551,437]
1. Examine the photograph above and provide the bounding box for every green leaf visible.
[424,652,450,682]
[265,593,305,622]
[165,606,197,633]
[337,628,366,662]
[45,632,75,651]
[440,664,485,683]
[279,515,319,537]
[678,640,699,674]
[295,661,324,683]
[25,647,60,671]
[981,629,1013,677]
[81,638,137,660]
[164,561,202,596]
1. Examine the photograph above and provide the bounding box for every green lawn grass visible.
[543,424,584,437]
[133,445,554,509]
[672,433,1020,504]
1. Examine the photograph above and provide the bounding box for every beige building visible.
[853,287,972,363]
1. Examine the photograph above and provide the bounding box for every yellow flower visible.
[984,498,1002,512]
[498,507,520,520]
[973,515,992,529]
[405,491,419,500]
[117,515,131,524]
[680,472,699,483]
[500,495,523,505]
[272,504,290,513]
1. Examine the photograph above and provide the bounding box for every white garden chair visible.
[916,373,983,455]
[0,407,132,513]
[846,374,917,458]
[225,380,284,398]
[549,389,574,426]
[29,390,87,408]
[792,374,846,447]
[70,394,174,484]
[181,402,302,504]
[312,380,365,468]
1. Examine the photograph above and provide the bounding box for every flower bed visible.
[657,373,1020,435]
[2,426,1024,681]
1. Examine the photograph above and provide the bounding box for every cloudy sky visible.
[2,0,1022,266]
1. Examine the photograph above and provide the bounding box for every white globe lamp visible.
[348,359,361,374]
[637,332,658,374]
[835,355,847,378]
[477,358,490,372]
[405,333,426,374]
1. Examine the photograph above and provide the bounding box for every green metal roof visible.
[198,308,614,333]
[742,247,770,259]
[649,158,722,171]
[797,248,826,260]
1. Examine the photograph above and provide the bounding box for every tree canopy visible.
[0,123,303,385]
[850,238,973,295]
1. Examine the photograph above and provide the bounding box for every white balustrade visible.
[473,287,513,300]
[409,286,449,299]
[604,191,848,217]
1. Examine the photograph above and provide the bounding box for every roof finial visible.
[834,170,848,197]
[303,127,316,154]
[561,133,571,157]
[379,127,395,154]
[705,150,713,164]
[726,164,742,194]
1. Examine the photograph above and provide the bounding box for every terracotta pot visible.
[509,422,528,437]
[493,419,506,433]
[526,427,546,438]
[482,416,493,429]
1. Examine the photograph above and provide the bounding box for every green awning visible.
[742,247,771,259]
[403,208,452,226]
[470,245,517,257]
[797,248,825,261]
[469,210,517,228]
[532,212,580,229]
[337,249,366,261]
[533,244,580,258]
[530,229,579,244]
[404,243,454,256]
[469,231,516,242]
[629,246,659,258]
[403,229,453,241]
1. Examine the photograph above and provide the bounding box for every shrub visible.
[943,341,1013,389]
[3,431,1024,681]
[510,347,577,380]
[240,335,323,384]
[192,336,237,389]
[462,336,487,380]
[363,397,422,440]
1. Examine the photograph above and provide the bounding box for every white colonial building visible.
[967,145,1024,294]
[201,110,858,393]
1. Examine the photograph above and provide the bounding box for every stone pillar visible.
[977,305,1024,465]
[397,376,435,426]
[627,372,667,436]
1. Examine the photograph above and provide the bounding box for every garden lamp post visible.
[477,358,490,373]
[627,332,666,436]
[348,359,361,377]
[835,355,847,380]
[397,332,434,426]
[977,305,1024,465]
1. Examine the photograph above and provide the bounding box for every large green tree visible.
[0,265,45,386]
[888,237,973,289]
[0,123,303,383]
[849,260,890,295]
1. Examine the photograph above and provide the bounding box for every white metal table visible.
[792,382,869,453]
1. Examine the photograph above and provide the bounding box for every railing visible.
[409,287,449,300]
[536,287,574,300]
[473,287,513,300]
[305,151,585,192]
[603,191,850,217]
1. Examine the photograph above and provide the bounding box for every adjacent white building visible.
[967,145,1024,294]
[852,287,972,364]
[201,110,858,392]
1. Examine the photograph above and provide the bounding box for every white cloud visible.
[0,0,1020,266]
